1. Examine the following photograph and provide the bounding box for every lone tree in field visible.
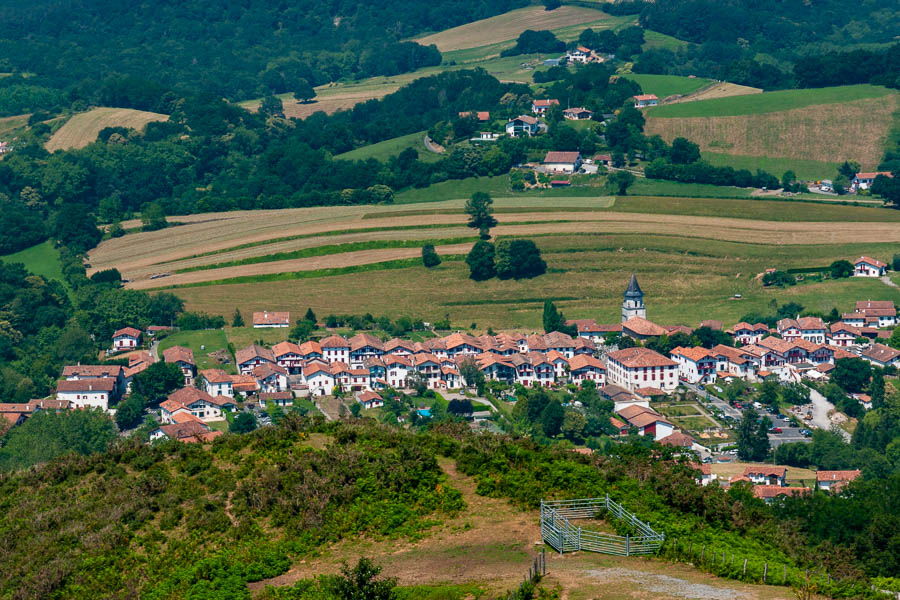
[258,95,284,117]
[465,192,497,239]
[304,307,317,324]
[140,202,168,232]
[542,300,576,336]
[669,137,700,164]
[293,79,316,104]
[607,171,635,195]
[466,240,495,280]
[231,308,244,327]
[422,244,441,268]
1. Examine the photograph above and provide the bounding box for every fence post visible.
[743,558,748,576]
[626,534,630,557]
[731,554,734,566]
[689,541,693,557]
[578,526,582,551]
[783,564,786,584]
[763,562,768,584]
[543,548,546,575]
[701,546,705,562]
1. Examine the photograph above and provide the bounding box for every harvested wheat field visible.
[251,458,794,599]
[645,95,898,168]
[416,6,610,52]
[45,107,168,151]
[664,82,762,104]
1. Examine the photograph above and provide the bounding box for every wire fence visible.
[540,495,664,556]
[500,549,546,600]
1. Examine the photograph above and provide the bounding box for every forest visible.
[0,0,538,106]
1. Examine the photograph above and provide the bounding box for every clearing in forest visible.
[415,6,610,52]
[45,107,168,152]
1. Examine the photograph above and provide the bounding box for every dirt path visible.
[881,275,898,289]
[249,458,795,599]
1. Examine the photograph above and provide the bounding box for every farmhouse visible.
[777,317,826,344]
[851,172,891,191]
[150,418,221,443]
[257,391,293,409]
[828,322,861,347]
[253,311,290,328]
[356,390,384,409]
[606,347,678,392]
[273,341,304,373]
[690,463,717,486]
[593,154,611,166]
[163,345,196,385]
[304,363,335,396]
[160,387,236,423]
[320,335,351,363]
[112,327,141,351]
[633,94,658,108]
[753,486,810,503]
[816,469,861,492]
[505,115,539,137]
[615,404,674,440]
[56,378,117,410]
[861,343,900,368]
[199,368,234,398]
[669,346,716,384]
[236,344,276,374]
[729,322,770,345]
[742,466,786,486]
[854,300,897,327]
[542,151,582,173]
[566,46,593,64]
[252,362,288,392]
[567,355,606,385]
[562,107,593,120]
[853,256,887,277]
[62,365,126,400]
[531,99,559,114]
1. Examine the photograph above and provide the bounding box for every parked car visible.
[800,429,812,437]
[768,426,783,434]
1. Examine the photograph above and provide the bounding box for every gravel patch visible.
[586,567,751,600]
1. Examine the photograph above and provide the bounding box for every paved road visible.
[682,382,741,420]
[150,339,160,361]
[804,385,851,441]
[423,135,445,155]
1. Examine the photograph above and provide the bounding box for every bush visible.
[466,241,495,281]
[494,239,546,279]
[177,312,226,330]
[422,244,441,268]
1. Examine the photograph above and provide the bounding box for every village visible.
[1,253,895,502]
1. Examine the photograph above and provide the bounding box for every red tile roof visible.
[56,378,116,393]
[320,335,350,348]
[252,311,290,326]
[163,345,195,365]
[272,341,302,357]
[235,344,275,365]
[854,256,887,268]
[543,151,581,164]
[62,365,123,378]
[622,317,668,337]
[200,368,232,384]
[607,347,676,368]
[753,486,810,500]
[816,469,861,483]
[113,327,142,339]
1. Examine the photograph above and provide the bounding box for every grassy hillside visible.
[644,85,899,173]
[45,107,169,152]
[335,131,443,163]
[0,240,65,284]
[702,152,841,182]
[623,74,712,98]
[415,5,610,52]
[646,84,893,118]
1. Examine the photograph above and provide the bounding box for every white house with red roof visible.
[851,172,891,191]
[633,94,658,108]
[272,341,304,373]
[199,368,234,398]
[828,322,861,347]
[56,378,117,410]
[112,327,142,351]
[163,345,196,386]
[615,404,674,440]
[303,363,335,396]
[252,311,290,328]
[816,469,861,492]
[669,346,717,384]
[235,344,276,374]
[252,363,288,392]
[356,390,384,409]
[531,98,559,114]
[62,365,126,400]
[320,335,351,363]
[542,151,582,173]
[506,115,539,137]
[853,256,887,277]
[567,355,606,385]
[855,300,896,327]
[729,322,769,345]
[160,387,236,423]
[606,347,678,392]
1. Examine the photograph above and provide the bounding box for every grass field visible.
[642,30,691,52]
[646,84,894,118]
[645,86,899,170]
[158,329,232,372]
[702,152,840,181]
[0,113,28,138]
[45,107,169,152]
[623,74,712,99]
[0,240,65,284]
[415,6,610,52]
[335,131,443,163]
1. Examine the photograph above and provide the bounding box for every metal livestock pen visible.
[540,495,664,556]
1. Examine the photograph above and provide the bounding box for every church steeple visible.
[622,274,646,322]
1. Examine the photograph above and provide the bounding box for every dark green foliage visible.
[0,202,47,254]
[304,308,317,324]
[0,409,115,471]
[132,361,185,404]
[762,270,795,287]
[494,239,546,279]
[459,357,486,395]
[140,202,168,232]
[290,320,315,342]
[607,171,635,195]
[645,159,779,190]
[230,412,258,434]
[832,358,872,394]
[115,395,147,429]
[294,80,317,103]
[232,308,245,327]
[669,137,700,164]
[870,370,885,409]
[501,30,565,57]
[465,241,495,281]
[829,259,854,279]
[692,326,733,349]
[90,268,122,285]
[51,205,102,253]
[259,95,285,118]
[736,407,769,461]
[543,0,561,9]
[176,311,226,330]
[539,399,564,437]
[542,300,576,337]
[447,399,474,416]
[421,244,441,268]
[330,557,397,600]
[871,173,900,205]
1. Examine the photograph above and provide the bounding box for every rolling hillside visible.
[45,107,169,152]
[644,85,899,178]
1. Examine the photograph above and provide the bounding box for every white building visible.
[854,256,887,277]
[542,151,582,174]
[56,378,116,410]
[253,311,290,328]
[112,327,141,351]
[605,347,678,392]
[669,346,716,384]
